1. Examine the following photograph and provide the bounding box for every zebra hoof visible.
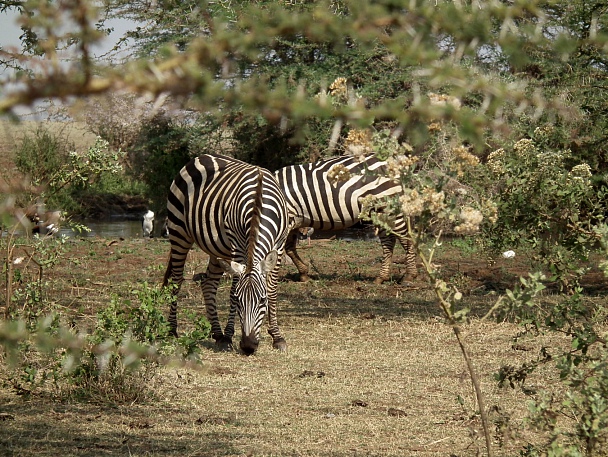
[192,272,206,284]
[272,338,288,352]
[215,336,234,352]
[299,274,311,282]
[374,277,387,285]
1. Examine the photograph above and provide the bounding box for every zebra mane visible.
[247,168,264,271]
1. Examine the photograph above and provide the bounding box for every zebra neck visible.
[246,168,264,272]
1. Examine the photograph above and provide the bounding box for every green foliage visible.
[449,237,480,257]
[93,283,172,346]
[62,282,210,402]
[192,112,308,171]
[14,126,72,209]
[91,282,210,358]
[128,113,193,213]
[481,130,600,289]
[1,237,211,402]
[80,170,147,197]
[176,309,214,358]
[13,126,126,214]
[496,273,608,456]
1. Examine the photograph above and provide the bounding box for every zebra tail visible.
[162,252,174,287]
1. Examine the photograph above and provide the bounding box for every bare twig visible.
[415,227,494,457]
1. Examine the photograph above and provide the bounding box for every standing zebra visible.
[163,153,290,354]
[275,154,417,284]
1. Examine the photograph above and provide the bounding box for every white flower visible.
[454,207,483,235]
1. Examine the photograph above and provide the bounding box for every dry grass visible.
[0,120,98,177]
[0,235,606,456]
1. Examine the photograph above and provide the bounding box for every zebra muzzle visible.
[239,335,259,355]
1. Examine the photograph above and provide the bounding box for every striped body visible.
[276,154,416,283]
[163,153,290,354]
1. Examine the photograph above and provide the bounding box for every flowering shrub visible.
[327,121,493,243]
[483,129,597,288]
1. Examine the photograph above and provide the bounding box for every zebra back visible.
[246,168,265,272]
[276,154,401,230]
[167,153,288,266]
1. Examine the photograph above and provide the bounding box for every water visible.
[8,218,378,241]
[3,219,147,239]
[69,219,145,239]
[309,226,378,242]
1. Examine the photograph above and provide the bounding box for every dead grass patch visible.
[0,236,606,456]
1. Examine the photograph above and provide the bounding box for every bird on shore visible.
[142,210,154,238]
[32,210,62,236]
[298,227,314,246]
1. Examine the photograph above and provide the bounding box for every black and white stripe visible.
[276,154,416,284]
[163,153,290,354]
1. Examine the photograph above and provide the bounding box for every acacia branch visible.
[415,229,494,457]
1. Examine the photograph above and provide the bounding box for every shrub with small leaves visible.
[482,131,598,289]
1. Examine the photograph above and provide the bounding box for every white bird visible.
[502,250,516,259]
[142,210,155,238]
[298,227,314,246]
[33,210,62,236]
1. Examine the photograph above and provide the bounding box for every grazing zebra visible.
[275,154,417,284]
[163,153,290,355]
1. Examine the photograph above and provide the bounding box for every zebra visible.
[163,153,290,355]
[275,154,417,284]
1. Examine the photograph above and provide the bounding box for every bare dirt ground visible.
[1,233,606,457]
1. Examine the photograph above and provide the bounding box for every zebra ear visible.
[219,259,246,276]
[260,250,279,276]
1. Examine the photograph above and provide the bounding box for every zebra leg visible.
[164,275,184,337]
[202,257,233,351]
[266,267,287,351]
[398,236,418,280]
[163,240,192,337]
[375,231,397,284]
[394,215,417,280]
[222,276,238,350]
[285,229,310,282]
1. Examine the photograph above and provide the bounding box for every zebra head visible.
[219,250,279,355]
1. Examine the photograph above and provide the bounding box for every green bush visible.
[15,126,71,187]
[14,126,73,209]
[480,130,601,289]
[2,270,210,403]
[496,274,608,456]
[128,113,194,214]
[13,127,129,215]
